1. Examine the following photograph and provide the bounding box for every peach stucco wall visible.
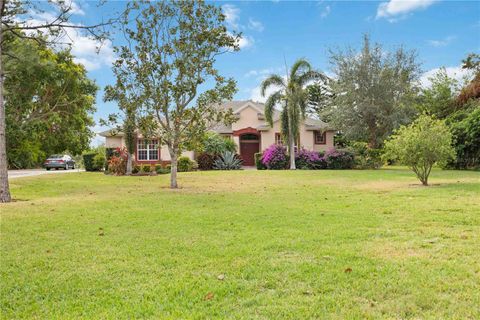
[231,104,264,131]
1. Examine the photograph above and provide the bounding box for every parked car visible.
[44,155,76,170]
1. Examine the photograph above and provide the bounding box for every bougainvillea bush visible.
[295,148,322,169]
[261,144,288,169]
[323,148,355,169]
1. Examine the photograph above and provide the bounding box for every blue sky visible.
[46,0,480,144]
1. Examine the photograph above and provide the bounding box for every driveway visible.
[8,168,84,179]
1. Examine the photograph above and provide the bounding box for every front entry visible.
[239,133,260,166]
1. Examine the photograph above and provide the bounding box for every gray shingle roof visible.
[100,100,333,137]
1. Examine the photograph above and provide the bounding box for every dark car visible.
[44,154,75,170]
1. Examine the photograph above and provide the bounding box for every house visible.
[100,100,335,166]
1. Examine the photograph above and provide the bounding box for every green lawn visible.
[1,168,479,319]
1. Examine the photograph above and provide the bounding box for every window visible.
[137,139,159,161]
[314,131,326,145]
[275,133,284,145]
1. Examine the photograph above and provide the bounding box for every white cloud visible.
[427,36,456,47]
[377,0,437,21]
[20,8,115,71]
[248,18,264,32]
[244,68,281,78]
[222,4,241,30]
[320,5,331,19]
[249,75,287,103]
[420,66,474,88]
[238,35,254,49]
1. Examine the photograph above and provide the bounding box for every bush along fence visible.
[256,144,371,170]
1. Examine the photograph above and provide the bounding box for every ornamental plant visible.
[384,114,455,186]
[323,148,355,169]
[295,148,322,169]
[108,147,128,175]
[262,144,288,169]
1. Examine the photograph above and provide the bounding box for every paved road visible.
[8,168,84,179]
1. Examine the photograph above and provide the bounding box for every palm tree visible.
[261,58,325,169]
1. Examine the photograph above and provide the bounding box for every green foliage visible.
[93,153,106,172]
[198,132,236,155]
[384,115,455,185]
[141,165,151,173]
[155,165,170,175]
[82,153,96,172]
[254,153,266,170]
[325,35,420,148]
[350,142,383,169]
[178,157,195,172]
[417,68,463,119]
[213,152,243,170]
[446,102,480,169]
[132,165,140,174]
[4,35,97,168]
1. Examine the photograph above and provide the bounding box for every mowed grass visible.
[1,168,479,319]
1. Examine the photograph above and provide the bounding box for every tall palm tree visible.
[261,58,325,169]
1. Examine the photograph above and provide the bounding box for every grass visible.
[1,168,479,319]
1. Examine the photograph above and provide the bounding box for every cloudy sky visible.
[35,0,480,144]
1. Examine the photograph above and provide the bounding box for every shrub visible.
[384,114,455,186]
[105,148,116,171]
[156,165,170,174]
[107,147,128,175]
[262,144,288,169]
[178,156,194,172]
[132,165,140,174]
[295,148,322,169]
[82,153,97,171]
[350,142,383,169]
[141,165,151,173]
[254,152,266,170]
[213,151,243,170]
[323,148,355,169]
[197,152,215,170]
[93,153,106,171]
[200,132,236,155]
[191,160,199,171]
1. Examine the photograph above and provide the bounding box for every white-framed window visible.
[137,139,159,161]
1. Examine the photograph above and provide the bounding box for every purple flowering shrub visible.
[261,144,288,169]
[323,148,355,169]
[261,145,354,170]
[295,148,322,169]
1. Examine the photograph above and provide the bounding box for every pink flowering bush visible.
[261,144,288,169]
[323,148,355,169]
[295,148,322,169]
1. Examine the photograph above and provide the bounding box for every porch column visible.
[233,135,240,153]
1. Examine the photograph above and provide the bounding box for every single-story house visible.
[99,100,335,166]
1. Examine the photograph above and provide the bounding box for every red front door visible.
[240,134,260,166]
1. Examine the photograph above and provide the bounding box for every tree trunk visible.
[126,153,133,175]
[288,107,296,170]
[0,26,11,203]
[169,146,178,189]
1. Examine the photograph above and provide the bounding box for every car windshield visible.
[49,154,63,159]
